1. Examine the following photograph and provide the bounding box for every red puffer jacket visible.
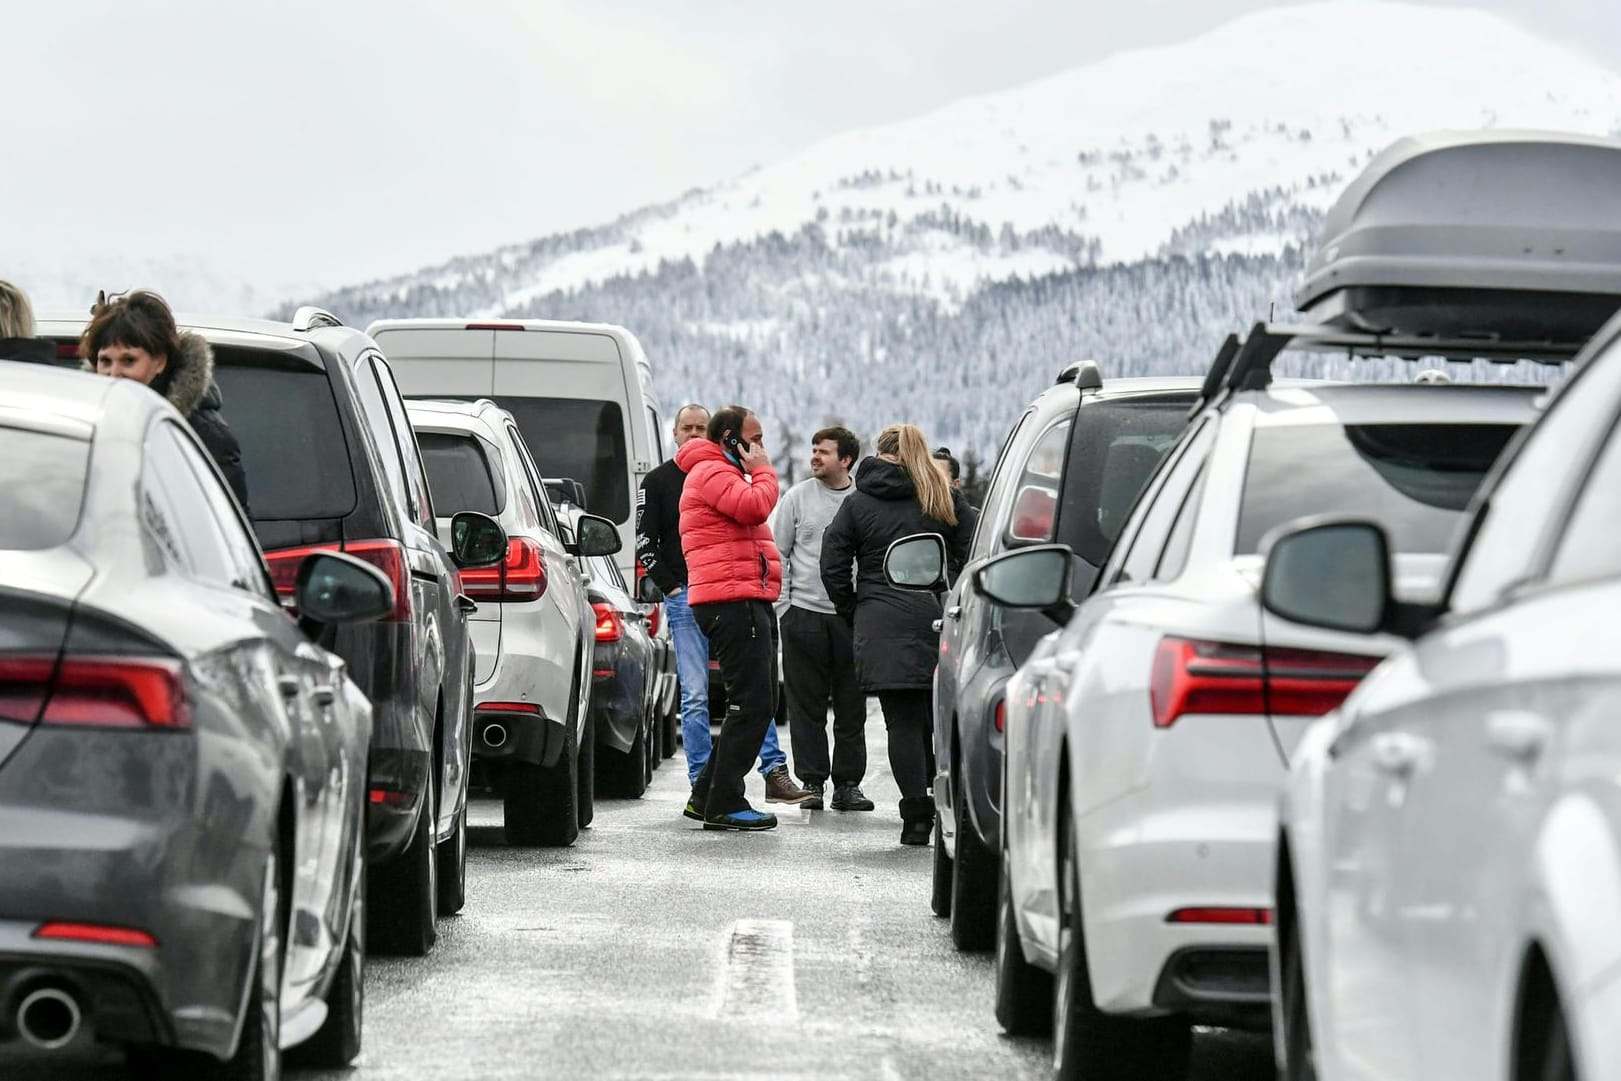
[676,438,783,605]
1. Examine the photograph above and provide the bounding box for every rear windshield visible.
[214,358,357,521]
[1238,422,1519,554]
[488,397,629,523]
[1055,401,1190,566]
[418,432,504,517]
[0,427,88,549]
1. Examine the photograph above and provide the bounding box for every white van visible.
[366,318,669,585]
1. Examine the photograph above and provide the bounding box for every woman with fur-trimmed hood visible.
[81,290,250,511]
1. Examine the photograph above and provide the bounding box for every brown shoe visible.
[764,766,812,805]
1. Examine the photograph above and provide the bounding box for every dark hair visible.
[813,426,860,465]
[707,404,753,443]
[932,446,961,481]
[81,290,182,392]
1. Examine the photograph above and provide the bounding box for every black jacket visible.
[635,458,689,595]
[0,337,56,365]
[820,457,971,692]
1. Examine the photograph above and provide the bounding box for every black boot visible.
[898,796,933,846]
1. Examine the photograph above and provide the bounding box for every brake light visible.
[476,701,542,715]
[368,787,414,808]
[0,655,190,729]
[1009,485,1057,542]
[1149,637,1378,729]
[994,699,1006,734]
[56,342,81,360]
[1167,907,1272,925]
[594,602,624,643]
[263,539,410,621]
[465,323,524,331]
[34,922,158,948]
[460,537,548,603]
[0,655,54,723]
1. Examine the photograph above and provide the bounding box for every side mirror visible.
[883,534,948,592]
[572,513,622,558]
[1261,519,1391,634]
[973,544,1073,619]
[544,477,588,509]
[636,575,663,604]
[451,511,507,569]
[295,552,395,628]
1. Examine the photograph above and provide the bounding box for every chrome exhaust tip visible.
[16,987,82,1051]
[481,722,509,750]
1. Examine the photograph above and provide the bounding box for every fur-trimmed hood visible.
[82,330,217,416]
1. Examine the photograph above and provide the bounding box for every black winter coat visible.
[820,457,971,692]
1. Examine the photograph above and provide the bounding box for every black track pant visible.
[877,689,934,801]
[780,606,867,786]
[689,599,779,816]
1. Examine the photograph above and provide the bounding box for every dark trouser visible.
[690,599,780,816]
[781,606,867,787]
[877,689,934,803]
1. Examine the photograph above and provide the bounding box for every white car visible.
[407,399,619,847]
[1268,315,1621,1081]
[956,350,1535,1079]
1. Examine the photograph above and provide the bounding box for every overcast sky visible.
[4,0,1617,300]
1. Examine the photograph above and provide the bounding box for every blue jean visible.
[665,588,786,784]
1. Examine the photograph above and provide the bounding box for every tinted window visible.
[0,427,88,549]
[159,422,271,597]
[1054,401,1189,567]
[214,361,356,520]
[419,432,504,516]
[490,397,629,523]
[972,409,1036,560]
[1005,419,1071,546]
[144,424,243,589]
[1546,424,1621,586]
[371,358,436,530]
[1118,420,1215,584]
[1238,423,1518,555]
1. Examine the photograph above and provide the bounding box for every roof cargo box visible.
[1297,131,1621,343]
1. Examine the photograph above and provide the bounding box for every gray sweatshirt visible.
[770,477,855,616]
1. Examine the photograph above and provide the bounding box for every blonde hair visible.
[877,424,957,527]
[0,279,35,338]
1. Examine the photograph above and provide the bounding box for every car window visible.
[489,397,629,523]
[1154,461,1209,582]
[1237,422,1518,555]
[143,422,249,590]
[1545,421,1621,587]
[1117,420,1216,584]
[1054,399,1190,568]
[1004,418,1072,547]
[213,352,356,521]
[506,422,561,537]
[0,426,88,550]
[972,408,1037,560]
[164,422,274,599]
[1450,342,1621,614]
[419,432,505,517]
[371,357,437,531]
[350,355,413,518]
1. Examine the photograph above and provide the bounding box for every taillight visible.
[0,655,190,729]
[1166,907,1272,925]
[34,922,158,948]
[460,538,548,603]
[1009,485,1057,542]
[594,602,623,643]
[994,699,1006,734]
[1149,636,1378,729]
[465,323,524,331]
[263,539,410,621]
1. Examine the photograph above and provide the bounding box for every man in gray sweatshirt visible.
[770,426,874,811]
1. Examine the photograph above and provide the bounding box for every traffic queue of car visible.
[0,313,680,1077]
[884,130,1621,1081]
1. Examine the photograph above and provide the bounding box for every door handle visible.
[312,685,337,709]
[277,674,301,698]
[946,605,963,621]
[932,619,944,633]
[1370,732,1426,777]
[1486,711,1552,763]
[456,594,478,614]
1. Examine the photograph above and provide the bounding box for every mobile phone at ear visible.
[724,432,750,454]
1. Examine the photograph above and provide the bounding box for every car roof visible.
[1087,376,1207,399]
[1246,382,1540,427]
[367,316,641,340]
[37,311,340,364]
[0,361,157,438]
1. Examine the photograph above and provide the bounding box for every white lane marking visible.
[713,919,798,1022]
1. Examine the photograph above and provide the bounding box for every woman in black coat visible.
[821,423,970,845]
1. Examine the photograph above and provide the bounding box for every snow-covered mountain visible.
[290,1,1621,464]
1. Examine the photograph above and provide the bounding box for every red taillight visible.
[594,602,623,643]
[264,539,410,621]
[56,342,81,360]
[1149,637,1379,729]
[460,537,548,603]
[1166,907,1272,925]
[0,655,190,729]
[994,699,1006,734]
[368,787,414,808]
[476,701,542,715]
[34,922,158,948]
[1009,485,1057,542]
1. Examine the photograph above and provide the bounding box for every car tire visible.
[1279,897,1318,1081]
[505,705,580,847]
[577,705,596,828]
[994,848,1052,1036]
[1053,805,1190,1081]
[930,814,953,918]
[289,844,364,1068]
[436,803,467,916]
[949,814,997,952]
[599,714,650,799]
[369,775,438,957]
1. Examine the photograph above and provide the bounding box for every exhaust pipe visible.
[16,987,83,1051]
[481,723,509,750]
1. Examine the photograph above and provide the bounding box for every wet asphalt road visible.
[2,713,1272,1080]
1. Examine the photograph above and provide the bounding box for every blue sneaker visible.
[703,807,778,832]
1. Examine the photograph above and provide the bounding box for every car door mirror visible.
[1261,519,1391,634]
[451,511,507,570]
[295,552,395,629]
[973,544,1074,622]
[636,575,663,604]
[571,513,622,558]
[883,534,948,591]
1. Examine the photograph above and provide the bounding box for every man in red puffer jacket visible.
[677,404,787,831]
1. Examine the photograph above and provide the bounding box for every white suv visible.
[407,399,618,847]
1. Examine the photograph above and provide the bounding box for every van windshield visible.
[488,397,629,522]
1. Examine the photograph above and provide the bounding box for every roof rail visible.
[291,306,344,332]
[1056,359,1103,390]
[1190,321,1581,416]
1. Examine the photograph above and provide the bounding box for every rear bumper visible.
[471,708,561,767]
[466,617,573,768]
[0,939,172,1049]
[591,671,641,754]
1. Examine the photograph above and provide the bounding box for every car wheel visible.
[994,844,1052,1036]
[598,712,650,799]
[369,776,438,956]
[505,702,580,847]
[1280,898,1317,1081]
[930,814,953,918]
[289,844,364,1068]
[436,803,467,916]
[577,705,596,828]
[949,813,998,952]
[1053,804,1190,1081]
